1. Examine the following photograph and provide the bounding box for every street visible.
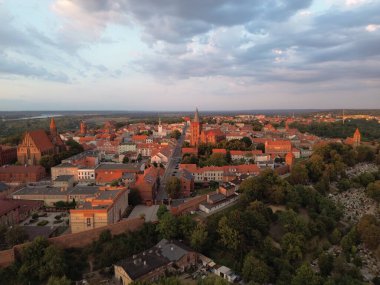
[155,123,188,202]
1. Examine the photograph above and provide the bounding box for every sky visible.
[0,0,379,111]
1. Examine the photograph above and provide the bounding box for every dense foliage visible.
[290,119,380,141]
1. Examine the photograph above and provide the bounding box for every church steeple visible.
[194,108,200,123]
[50,117,57,136]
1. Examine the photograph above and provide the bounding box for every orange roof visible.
[27,130,54,152]
[212,148,227,154]
[265,140,291,146]
[182,147,197,154]
[0,165,45,174]
[132,135,148,141]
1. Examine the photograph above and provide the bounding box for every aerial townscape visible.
[0,109,379,285]
[1,1,380,285]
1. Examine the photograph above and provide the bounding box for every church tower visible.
[190,108,201,147]
[158,117,163,134]
[353,128,361,147]
[50,117,57,137]
[80,121,87,135]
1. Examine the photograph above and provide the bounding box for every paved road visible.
[156,124,188,202]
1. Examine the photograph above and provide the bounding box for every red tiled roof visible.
[0,165,45,174]
[0,200,19,216]
[212,148,227,154]
[27,130,54,152]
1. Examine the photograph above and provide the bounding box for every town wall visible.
[0,217,144,268]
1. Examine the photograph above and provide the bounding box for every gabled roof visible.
[27,130,54,152]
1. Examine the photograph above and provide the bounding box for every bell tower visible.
[50,117,57,137]
[190,108,201,147]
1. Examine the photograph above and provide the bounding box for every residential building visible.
[133,166,163,204]
[265,140,292,155]
[114,239,197,285]
[70,188,129,233]
[95,163,141,184]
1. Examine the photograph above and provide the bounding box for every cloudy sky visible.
[1,0,379,111]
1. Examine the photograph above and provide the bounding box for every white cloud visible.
[365,24,380,32]
[345,0,368,6]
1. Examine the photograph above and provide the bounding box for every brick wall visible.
[0,217,144,268]
[170,195,207,216]
[0,249,15,268]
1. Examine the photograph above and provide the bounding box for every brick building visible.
[114,239,197,285]
[0,165,46,183]
[95,163,141,184]
[70,188,129,233]
[17,118,65,165]
[133,166,163,204]
[190,108,201,147]
[0,146,17,166]
[265,140,292,156]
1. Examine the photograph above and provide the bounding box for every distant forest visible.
[290,119,380,142]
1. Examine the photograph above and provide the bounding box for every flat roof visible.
[13,186,66,196]
[54,175,74,182]
[96,163,140,170]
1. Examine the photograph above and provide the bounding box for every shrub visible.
[37,220,49,226]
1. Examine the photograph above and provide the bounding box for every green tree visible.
[5,226,28,248]
[242,254,271,283]
[357,172,375,187]
[178,214,196,240]
[18,237,50,283]
[291,263,321,285]
[157,205,168,220]
[190,223,208,251]
[318,252,334,276]
[241,137,252,148]
[281,233,304,263]
[170,130,182,140]
[306,154,325,182]
[340,227,359,255]
[366,181,380,202]
[40,155,57,171]
[329,228,342,245]
[357,215,380,250]
[197,275,229,285]
[129,189,142,206]
[217,216,240,251]
[205,153,227,166]
[225,150,232,164]
[39,245,67,280]
[256,143,265,152]
[165,177,181,199]
[47,276,71,285]
[156,212,178,239]
[110,179,120,187]
[289,163,309,185]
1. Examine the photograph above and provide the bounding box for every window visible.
[86,218,91,227]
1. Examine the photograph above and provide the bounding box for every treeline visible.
[39,139,84,171]
[0,117,84,145]
[0,223,159,285]
[290,119,380,141]
[182,138,262,167]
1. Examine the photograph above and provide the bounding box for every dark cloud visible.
[122,0,380,84]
